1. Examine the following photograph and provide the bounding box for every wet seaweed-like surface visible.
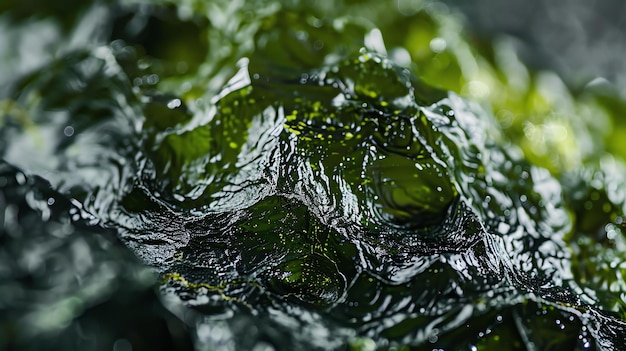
[2,1,626,350]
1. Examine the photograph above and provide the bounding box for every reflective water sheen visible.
[2,0,626,350]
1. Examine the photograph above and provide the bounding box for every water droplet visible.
[167,99,182,109]
[63,126,74,137]
[145,74,159,85]
[15,172,26,185]
[429,37,447,53]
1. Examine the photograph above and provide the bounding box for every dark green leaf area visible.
[562,162,626,320]
[0,161,192,351]
[151,195,357,308]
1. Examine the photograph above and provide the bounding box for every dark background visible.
[442,0,626,95]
